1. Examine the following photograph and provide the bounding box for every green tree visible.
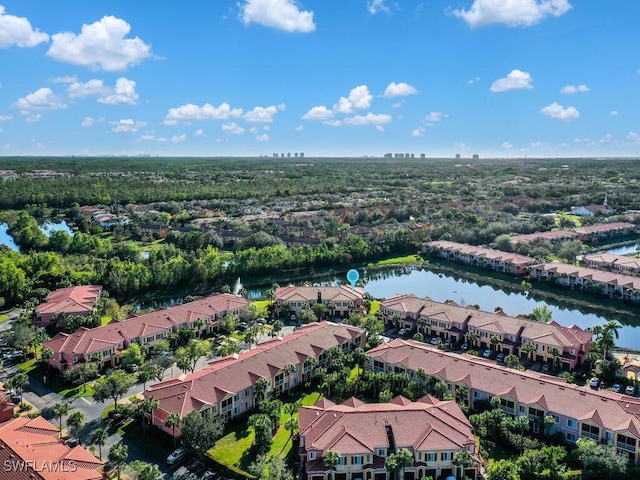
[504,354,523,370]
[51,401,70,433]
[175,339,210,373]
[322,450,340,480]
[285,416,298,443]
[120,343,144,370]
[486,459,520,480]
[574,437,627,480]
[63,362,99,392]
[433,380,447,400]
[453,450,474,479]
[219,313,238,337]
[164,412,182,447]
[521,343,535,366]
[385,453,401,480]
[108,441,129,480]
[67,410,85,440]
[6,372,29,404]
[89,427,108,460]
[395,448,414,480]
[180,409,225,454]
[127,460,163,480]
[556,239,583,263]
[137,362,160,391]
[528,305,553,323]
[93,370,134,408]
[249,413,273,455]
[254,377,270,404]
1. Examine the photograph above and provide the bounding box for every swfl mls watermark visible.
[3,459,78,473]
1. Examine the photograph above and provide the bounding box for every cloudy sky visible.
[0,0,639,157]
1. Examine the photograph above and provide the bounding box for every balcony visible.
[581,431,600,441]
[616,441,637,452]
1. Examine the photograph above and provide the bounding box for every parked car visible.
[430,337,442,345]
[238,322,249,330]
[202,471,219,480]
[9,392,21,404]
[482,349,493,358]
[542,363,550,373]
[496,353,505,363]
[167,447,188,465]
[612,383,622,393]
[589,377,600,388]
[626,385,636,396]
[398,328,407,336]
[126,363,139,373]
[460,342,468,351]
[65,437,80,448]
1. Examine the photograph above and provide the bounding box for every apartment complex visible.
[366,339,640,465]
[530,262,640,302]
[144,321,366,433]
[275,285,364,318]
[380,294,591,371]
[0,416,105,480]
[582,253,640,276]
[510,222,636,248]
[299,395,479,480]
[423,240,535,275]
[34,285,103,329]
[43,293,249,372]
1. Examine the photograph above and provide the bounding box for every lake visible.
[40,220,74,237]
[247,265,640,350]
[606,243,640,256]
[0,223,19,251]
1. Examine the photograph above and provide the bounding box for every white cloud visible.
[15,88,67,110]
[502,142,513,149]
[383,82,418,98]
[490,69,533,92]
[0,114,13,122]
[0,6,49,48]
[47,15,152,71]
[51,75,78,84]
[277,103,286,111]
[194,129,205,136]
[334,85,372,113]
[244,105,278,123]
[425,112,448,122]
[0,128,2,134]
[453,0,572,27]
[376,125,385,132]
[368,0,390,15]
[171,134,187,143]
[139,134,167,143]
[110,118,147,133]
[164,102,243,124]
[67,79,109,98]
[302,106,333,120]
[342,112,392,126]
[222,122,245,135]
[98,78,138,105]
[540,102,579,121]
[239,0,316,33]
[454,142,470,150]
[560,84,589,94]
[256,133,270,141]
[610,110,619,117]
[81,116,105,127]
[412,127,425,137]
[467,76,480,85]
[26,113,42,123]
[627,132,640,144]
[249,126,258,134]
[295,125,303,132]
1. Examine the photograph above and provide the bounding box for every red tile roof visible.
[145,321,365,419]
[275,285,364,303]
[299,395,475,456]
[35,285,103,318]
[0,416,104,480]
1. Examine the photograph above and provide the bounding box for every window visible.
[245,388,251,396]
[567,419,576,428]
[337,457,345,466]
[309,452,316,460]
[566,433,577,442]
[426,453,436,462]
[473,391,480,399]
[552,415,560,423]
[441,452,451,461]
[103,349,110,357]
[72,356,78,364]
[519,406,525,413]
[352,456,362,465]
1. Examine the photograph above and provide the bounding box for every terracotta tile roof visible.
[43,293,249,358]
[531,262,640,291]
[367,340,640,434]
[0,416,104,480]
[275,285,364,303]
[35,285,103,317]
[299,395,474,456]
[583,253,640,271]
[145,322,365,418]
[426,241,535,266]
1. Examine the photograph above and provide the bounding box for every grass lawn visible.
[0,313,9,323]
[369,300,381,315]
[370,254,424,266]
[209,391,322,473]
[18,355,95,398]
[100,316,112,326]
[251,300,271,317]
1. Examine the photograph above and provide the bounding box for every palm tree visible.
[67,411,85,441]
[254,377,270,404]
[490,335,500,352]
[549,346,561,371]
[434,380,447,400]
[285,416,298,445]
[521,343,535,366]
[51,402,70,434]
[584,351,598,374]
[352,347,366,381]
[108,441,128,480]
[396,448,414,480]
[89,427,107,460]
[136,396,159,429]
[41,347,54,378]
[164,412,182,447]
[453,450,474,479]
[322,450,340,480]
[466,331,478,349]
[385,453,400,480]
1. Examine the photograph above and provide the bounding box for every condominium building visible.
[275,285,364,318]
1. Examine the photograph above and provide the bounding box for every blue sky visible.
[0,0,639,158]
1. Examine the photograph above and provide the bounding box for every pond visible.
[246,265,640,350]
[39,220,74,237]
[606,243,640,256]
[0,223,19,251]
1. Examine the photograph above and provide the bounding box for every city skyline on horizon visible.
[0,1,639,158]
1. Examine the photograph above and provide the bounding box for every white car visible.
[430,337,442,345]
[167,447,188,465]
[398,328,407,336]
[482,349,493,358]
[626,385,636,396]
[589,377,600,388]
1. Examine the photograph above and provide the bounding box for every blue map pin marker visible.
[346,269,360,290]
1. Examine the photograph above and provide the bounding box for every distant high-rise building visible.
[405,153,410,158]
[394,153,404,158]
[273,153,278,157]
[300,152,304,158]
[472,154,479,160]
[410,154,415,158]
[420,153,425,159]
[384,153,393,158]
[294,153,298,157]
[281,153,285,157]
[287,153,291,158]
[455,154,461,159]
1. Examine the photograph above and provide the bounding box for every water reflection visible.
[0,223,19,251]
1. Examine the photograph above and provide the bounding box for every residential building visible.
[0,170,17,181]
[34,285,103,329]
[570,205,615,216]
[510,222,636,248]
[43,293,249,372]
[424,240,535,275]
[583,253,640,276]
[0,416,105,480]
[530,262,640,302]
[367,339,640,465]
[275,285,364,318]
[380,294,591,370]
[299,395,479,480]
[144,321,366,433]
[0,386,15,423]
